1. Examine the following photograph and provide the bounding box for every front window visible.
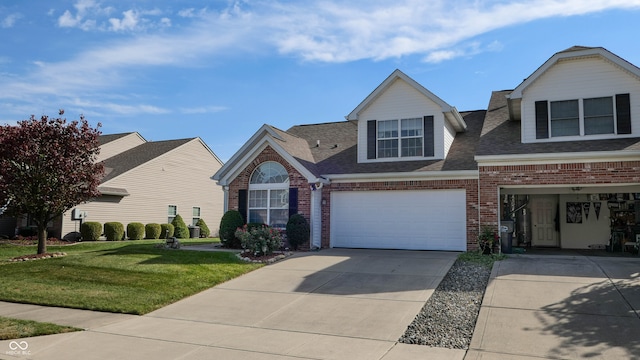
[547,97,616,138]
[584,97,614,135]
[192,207,200,226]
[550,100,579,137]
[168,205,177,224]
[377,118,423,158]
[248,162,289,229]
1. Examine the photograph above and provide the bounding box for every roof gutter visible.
[324,170,478,183]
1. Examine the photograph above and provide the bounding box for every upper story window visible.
[536,93,631,139]
[248,162,289,229]
[375,117,427,159]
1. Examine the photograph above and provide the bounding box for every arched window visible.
[248,162,289,228]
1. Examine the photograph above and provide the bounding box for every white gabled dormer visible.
[507,46,640,143]
[346,69,466,164]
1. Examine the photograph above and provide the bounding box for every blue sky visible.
[2,1,640,161]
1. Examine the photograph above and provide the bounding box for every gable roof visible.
[345,69,467,132]
[508,46,640,100]
[98,132,145,146]
[212,124,322,186]
[101,138,194,183]
[477,90,640,160]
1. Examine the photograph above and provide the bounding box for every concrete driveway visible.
[1,249,460,360]
[466,254,640,359]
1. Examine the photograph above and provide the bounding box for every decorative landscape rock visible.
[10,252,67,262]
[399,259,491,349]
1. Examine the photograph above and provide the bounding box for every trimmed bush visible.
[219,210,244,248]
[286,214,309,250]
[235,224,283,256]
[145,223,162,239]
[160,223,174,238]
[171,214,189,239]
[80,221,102,241]
[195,218,210,238]
[127,222,145,240]
[104,222,124,241]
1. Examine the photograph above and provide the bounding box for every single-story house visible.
[215,45,640,251]
[3,132,225,239]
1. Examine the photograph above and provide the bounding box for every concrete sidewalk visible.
[466,254,640,359]
[0,249,464,360]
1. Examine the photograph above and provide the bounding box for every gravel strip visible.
[399,259,492,349]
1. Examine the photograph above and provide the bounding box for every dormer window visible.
[368,116,435,160]
[536,93,631,139]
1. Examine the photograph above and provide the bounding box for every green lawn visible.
[0,239,262,315]
[0,317,81,340]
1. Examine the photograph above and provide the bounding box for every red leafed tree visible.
[0,112,104,254]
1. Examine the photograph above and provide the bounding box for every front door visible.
[531,195,559,247]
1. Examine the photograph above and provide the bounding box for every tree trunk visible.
[37,224,47,254]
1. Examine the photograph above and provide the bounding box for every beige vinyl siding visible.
[521,56,640,143]
[61,139,224,238]
[357,78,446,163]
[97,133,146,162]
[443,118,456,158]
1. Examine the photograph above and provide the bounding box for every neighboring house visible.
[214,46,640,251]
[47,133,224,239]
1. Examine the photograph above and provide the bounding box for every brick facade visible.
[479,160,640,229]
[320,179,479,249]
[227,146,312,248]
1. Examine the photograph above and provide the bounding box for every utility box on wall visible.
[71,208,88,220]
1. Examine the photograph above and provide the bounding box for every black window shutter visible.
[238,189,248,223]
[423,116,434,157]
[289,188,298,218]
[535,101,549,139]
[616,93,631,134]
[367,120,377,159]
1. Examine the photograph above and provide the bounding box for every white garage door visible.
[330,190,466,251]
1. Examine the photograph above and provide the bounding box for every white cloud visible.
[4,0,640,118]
[1,13,22,28]
[180,106,227,114]
[108,9,139,31]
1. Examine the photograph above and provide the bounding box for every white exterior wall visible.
[559,194,611,249]
[61,139,224,238]
[521,56,640,143]
[97,133,146,162]
[357,78,446,163]
[443,118,456,158]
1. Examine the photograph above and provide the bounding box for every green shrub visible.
[171,214,189,239]
[235,224,283,256]
[145,223,162,239]
[195,218,210,238]
[104,222,124,241]
[80,221,102,241]
[219,210,244,248]
[160,223,174,238]
[286,214,309,250]
[126,222,145,240]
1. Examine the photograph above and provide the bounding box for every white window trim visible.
[248,162,290,228]
[376,117,424,159]
[547,96,617,139]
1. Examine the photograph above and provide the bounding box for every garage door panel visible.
[330,190,466,251]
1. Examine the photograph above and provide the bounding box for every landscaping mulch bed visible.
[0,238,74,246]
[236,250,294,264]
[9,252,68,262]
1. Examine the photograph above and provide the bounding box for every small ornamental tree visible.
[195,218,210,238]
[171,214,189,239]
[286,214,310,250]
[0,112,103,254]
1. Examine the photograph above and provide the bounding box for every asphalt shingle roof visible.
[101,138,193,183]
[285,110,485,175]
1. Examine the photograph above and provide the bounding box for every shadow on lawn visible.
[94,243,246,265]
